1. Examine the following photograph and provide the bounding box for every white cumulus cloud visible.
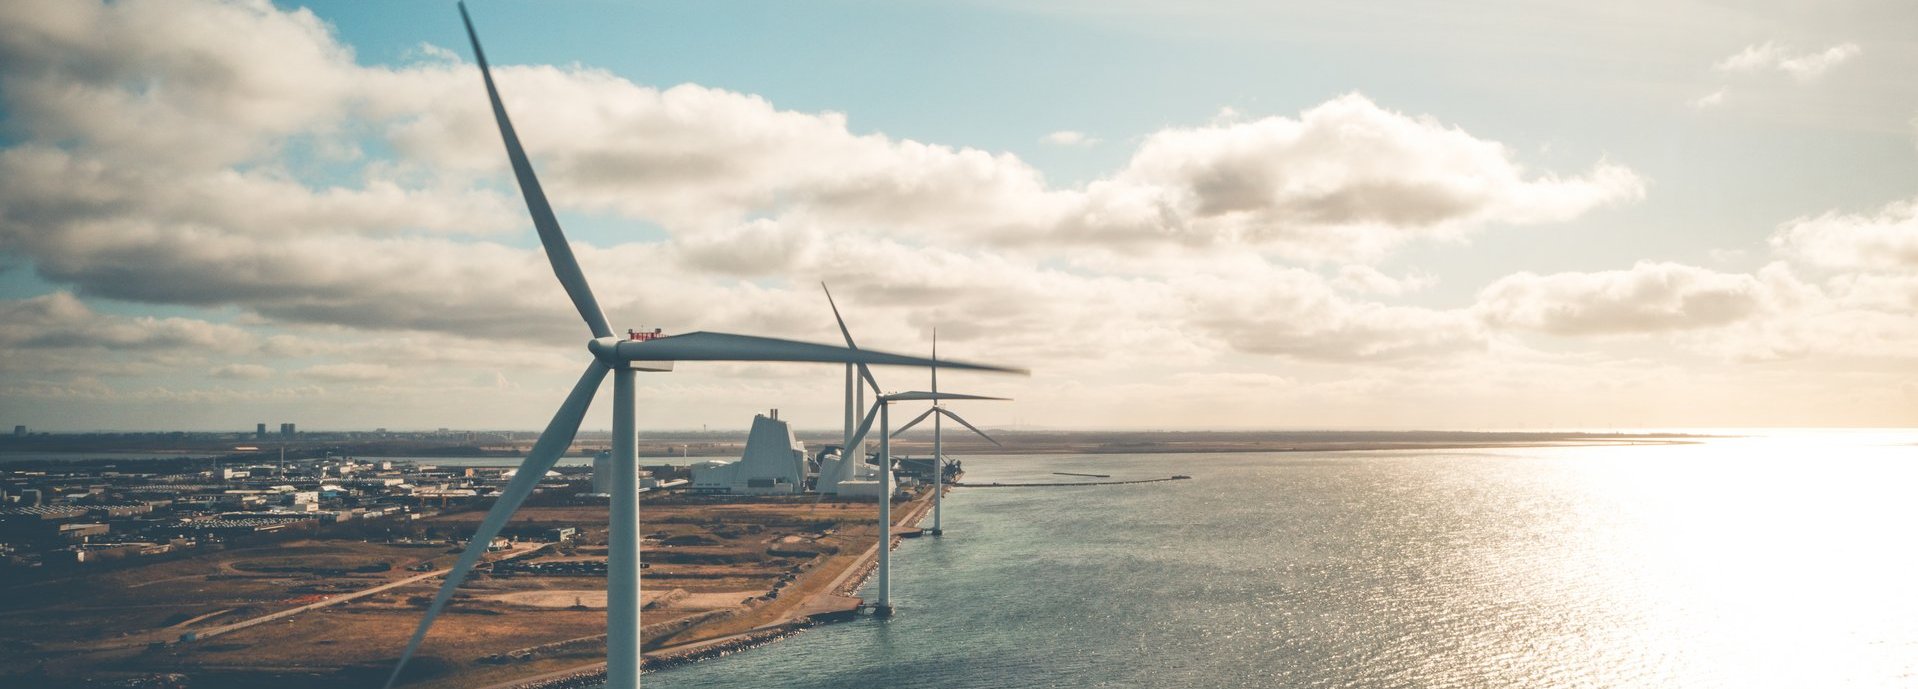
[1061,94,1645,261]
[1691,88,1727,109]
[1476,262,1768,336]
[1715,41,1862,81]
[1041,130,1099,146]
[0,0,1709,431]
[1771,197,1918,270]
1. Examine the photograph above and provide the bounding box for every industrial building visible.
[815,445,883,494]
[590,452,667,495]
[895,457,960,483]
[592,451,613,494]
[690,411,807,495]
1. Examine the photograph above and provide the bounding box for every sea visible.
[637,430,1918,688]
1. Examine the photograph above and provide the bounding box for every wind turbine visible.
[383,6,1024,688]
[891,330,1007,535]
[821,283,883,494]
[844,387,1005,615]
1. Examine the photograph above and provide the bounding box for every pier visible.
[953,475,1190,488]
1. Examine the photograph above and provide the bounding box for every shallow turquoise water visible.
[640,433,1918,688]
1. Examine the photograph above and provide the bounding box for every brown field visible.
[0,491,906,689]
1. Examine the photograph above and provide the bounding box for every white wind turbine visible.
[890,330,1008,535]
[383,6,1024,688]
[843,386,1005,615]
[818,289,1005,603]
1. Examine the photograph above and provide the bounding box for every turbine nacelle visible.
[588,336,674,372]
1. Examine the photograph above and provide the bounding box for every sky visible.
[2,0,1917,432]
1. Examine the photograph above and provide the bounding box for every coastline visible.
[0,430,1717,467]
[0,436,1713,688]
[470,437,1705,688]
[486,489,941,689]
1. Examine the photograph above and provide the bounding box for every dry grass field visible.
[0,492,904,689]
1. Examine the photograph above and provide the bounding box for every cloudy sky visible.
[3,0,1917,432]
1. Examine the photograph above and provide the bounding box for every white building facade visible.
[691,411,808,495]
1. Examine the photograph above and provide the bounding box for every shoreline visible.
[485,489,941,689]
[0,431,1721,466]
[8,439,1702,688]
[474,437,1691,688]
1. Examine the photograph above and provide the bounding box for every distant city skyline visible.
[5,0,1918,431]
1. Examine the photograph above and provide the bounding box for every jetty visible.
[953,475,1190,488]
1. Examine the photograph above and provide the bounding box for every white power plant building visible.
[815,445,883,494]
[592,451,613,494]
[592,450,656,495]
[691,411,807,495]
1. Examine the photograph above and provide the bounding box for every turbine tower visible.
[822,284,883,494]
[846,388,1006,615]
[891,330,1008,535]
[384,6,1025,688]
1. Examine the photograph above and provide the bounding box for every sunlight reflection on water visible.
[635,431,1918,688]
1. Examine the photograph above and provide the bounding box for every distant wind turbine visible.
[891,329,1008,535]
[382,6,1025,688]
[845,387,1006,615]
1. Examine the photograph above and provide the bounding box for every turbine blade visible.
[821,283,883,394]
[847,404,883,458]
[610,331,1027,374]
[879,390,1011,402]
[940,407,1002,447]
[384,360,608,688]
[930,328,937,396]
[891,407,937,437]
[460,2,612,339]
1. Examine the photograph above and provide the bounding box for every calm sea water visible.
[641,432,1918,688]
